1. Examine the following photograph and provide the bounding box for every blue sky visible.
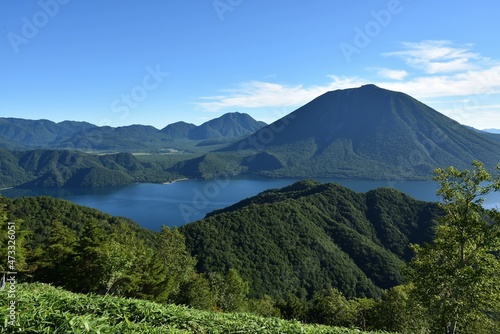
[1,1,500,130]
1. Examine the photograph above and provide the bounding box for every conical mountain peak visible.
[223,85,500,179]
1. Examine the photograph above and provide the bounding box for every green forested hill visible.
[0,118,97,149]
[181,180,441,299]
[0,183,443,331]
[0,113,266,151]
[0,195,155,249]
[0,149,176,188]
[187,112,267,140]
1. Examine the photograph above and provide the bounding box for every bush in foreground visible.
[1,283,392,333]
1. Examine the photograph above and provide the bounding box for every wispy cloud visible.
[195,40,500,128]
[378,65,500,98]
[383,40,483,74]
[196,77,367,112]
[371,68,408,80]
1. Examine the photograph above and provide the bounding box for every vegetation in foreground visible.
[0,283,389,333]
[0,161,499,333]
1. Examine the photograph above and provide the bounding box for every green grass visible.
[1,283,391,333]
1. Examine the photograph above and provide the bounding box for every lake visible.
[2,177,500,231]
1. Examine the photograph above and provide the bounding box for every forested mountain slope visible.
[0,149,174,188]
[181,180,441,299]
[0,113,266,151]
[220,85,500,179]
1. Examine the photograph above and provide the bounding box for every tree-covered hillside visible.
[3,164,497,332]
[0,149,178,188]
[0,113,266,152]
[0,184,438,332]
[181,179,441,299]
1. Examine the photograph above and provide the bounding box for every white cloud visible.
[377,65,500,98]
[195,40,500,130]
[196,66,500,113]
[372,68,408,80]
[437,104,500,129]
[383,40,483,74]
[196,76,368,112]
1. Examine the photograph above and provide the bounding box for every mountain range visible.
[160,113,267,140]
[2,84,500,185]
[0,112,266,151]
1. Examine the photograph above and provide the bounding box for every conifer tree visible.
[70,219,106,293]
[139,226,196,302]
[33,220,77,284]
[100,222,150,296]
[220,268,249,312]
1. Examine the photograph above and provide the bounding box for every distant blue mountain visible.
[0,113,267,151]
[160,112,267,140]
[482,128,500,134]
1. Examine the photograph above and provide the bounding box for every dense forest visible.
[0,149,181,188]
[1,162,500,332]
[181,180,441,299]
[0,193,411,331]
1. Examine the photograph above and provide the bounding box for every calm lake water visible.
[2,177,500,231]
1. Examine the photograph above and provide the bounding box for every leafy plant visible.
[0,283,391,333]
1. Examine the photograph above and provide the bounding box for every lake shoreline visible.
[0,178,446,231]
[162,178,189,185]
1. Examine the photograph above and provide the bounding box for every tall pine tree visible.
[69,219,106,293]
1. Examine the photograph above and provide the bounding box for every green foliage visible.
[138,226,197,303]
[32,220,77,284]
[0,204,28,274]
[168,153,246,179]
[308,289,356,327]
[0,195,156,250]
[0,149,179,188]
[9,168,498,331]
[69,218,107,293]
[99,222,149,295]
[369,285,429,333]
[181,180,440,300]
[173,273,216,311]
[204,269,250,313]
[276,294,308,322]
[0,283,389,333]
[246,294,281,318]
[408,161,500,333]
[349,297,376,332]
[218,268,250,312]
[0,195,263,318]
